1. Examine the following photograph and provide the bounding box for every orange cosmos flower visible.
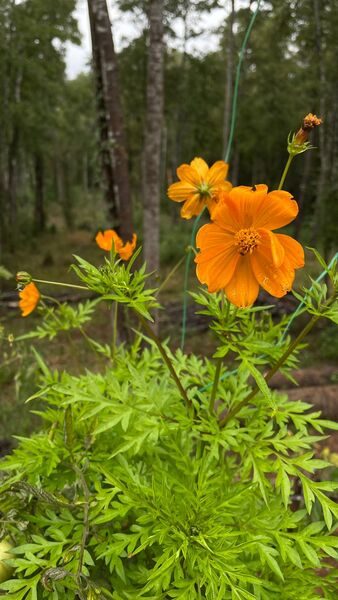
[195,185,304,308]
[168,157,232,219]
[19,282,40,317]
[95,229,137,261]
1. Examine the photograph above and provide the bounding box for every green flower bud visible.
[16,271,32,284]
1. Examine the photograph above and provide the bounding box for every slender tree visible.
[311,0,328,243]
[87,0,133,241]
[143,0,164,279]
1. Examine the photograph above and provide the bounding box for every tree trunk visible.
[87,0,133,241]
[222,0,235,158]
[0,166,5,264]
[56,156,73,229]
[34,152,45,233]
[311,0,327,244]
[143,0,164,279]
[8,124,19,239]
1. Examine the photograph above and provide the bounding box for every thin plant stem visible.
[224,0,262,163]
[220,296,336,428]
[137,312,192,412]
[208,292,228,413]
[178,0,264,347]
[33,278,87,291]
[71,464,90,582]
[40,299,82,369]
[79,327,103,357]
[112,301,118,361]
[278,154,294,190]
[181,210,205,350]
[40,294,62,305]
[157,254,185,295]
[209,358,223,415]
[0,355,19,370]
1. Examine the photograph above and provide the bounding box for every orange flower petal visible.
[224,256,259,307]
[176,164,200,186]
[211,192,242,232]
[275,234,305,269]
[252,190,299,230]
[96,229,120,252]
[118,233,137,261]
[208,161,229,186]
[180,194,205,219]
[206,196,218,216]
[19,282,40,317]
[257,229,285,268]
[251,249,294,298]
[190,157,209,181]
[168,181,196,202]
[196,223,234,252]
[217,181,233,193]
[95,231,107,250]
[228,185,269,228]
[196,246,239,293]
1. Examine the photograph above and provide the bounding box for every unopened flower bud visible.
[294,113,322,145]
[287,113,322,157]
[16,271,32,284]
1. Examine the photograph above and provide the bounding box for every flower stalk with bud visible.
[279,113,322,189]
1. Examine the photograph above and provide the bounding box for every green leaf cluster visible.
[1,249,338,599]
[71,252,160,321]
[17,300,100,341]
[1,336,338,598]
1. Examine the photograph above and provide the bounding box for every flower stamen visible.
[234,228,261,255]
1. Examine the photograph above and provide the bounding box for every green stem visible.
[40,294,62,305]
[220,297,336,428]
[112,302,118,362]
[33,278,87,291]
[209,358,222,415]
[157,254,185,295]
[181,210,205,350]
[71,464,90,582]
[79,327,102,357]
[278,154,294,190]
[224,0,262,163]
[137,313,192,412]
[109,247,116,265]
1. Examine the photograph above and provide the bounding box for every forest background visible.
[0,0,338,441]
[1,0,338,264]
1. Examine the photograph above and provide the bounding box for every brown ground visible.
[270,365,338,421]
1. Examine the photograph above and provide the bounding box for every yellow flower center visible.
[197,182,211,197]
[234,228,261,255]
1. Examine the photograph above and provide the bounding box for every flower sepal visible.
[16,271,32,287]
[287,132,314,157]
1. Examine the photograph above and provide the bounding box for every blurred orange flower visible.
[168,157,232,219]
[19,282,40,317]
[195,185,304,308]
[95,229,137,261]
